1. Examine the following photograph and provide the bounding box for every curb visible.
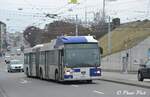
[100,78,150,89]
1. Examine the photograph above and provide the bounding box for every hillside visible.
[99,20,150,57]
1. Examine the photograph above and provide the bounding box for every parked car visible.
[7,60,24,72]
[137,60,150,81]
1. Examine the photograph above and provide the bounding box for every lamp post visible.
[102,0,106,21]
[75,14,78,36]
[107,16,111,54]
[68,9,79,36]
[123,39,129,73]
[106,16,112,68]
[68,0,79,36]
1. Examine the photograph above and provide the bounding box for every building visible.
[99,20,150,72]
[101,37,150,72]
[0,21,7,55]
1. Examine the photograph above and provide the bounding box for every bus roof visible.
[24,36,98,53]
[54,36,98,48]
[58,36,97,43]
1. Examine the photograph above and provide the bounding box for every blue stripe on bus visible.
[73,69,80,72]
[90,68,101,76]
[64,75,73,79]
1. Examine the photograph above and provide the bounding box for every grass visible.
[99,20,150,57]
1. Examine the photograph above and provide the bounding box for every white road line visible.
[0,87,8,97]
[71,85,79,88]
[93,90,104,94]
[20,79,30,84]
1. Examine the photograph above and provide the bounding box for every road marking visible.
[0,87,8,97]
[71,85,79,88]
[20,79,31,84]
[93,90,104,94]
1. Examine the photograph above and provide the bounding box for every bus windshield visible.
[64,44,100,67]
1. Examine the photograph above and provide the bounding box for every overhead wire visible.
[1,0,150,32]
[146,0,150,16]
[0,0,143,20]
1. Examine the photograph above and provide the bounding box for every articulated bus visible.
[24,36,103,82]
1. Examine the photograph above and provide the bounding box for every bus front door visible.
[59,50,63,80]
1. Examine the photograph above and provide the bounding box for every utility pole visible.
[68,0,79,36]
[102,0,106,21]
[107,16,112,70]
[147,0,150,16]
[85,7,87,26]
[108,16,111,54]
[75,14,78,36]
[0,24,2,53]
[85,0,87,26]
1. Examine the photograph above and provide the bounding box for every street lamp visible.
[68,8,79,36]
[75,14,78,36]
[105,15,112,54]
[102,0,106,21]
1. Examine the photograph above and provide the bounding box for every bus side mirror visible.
[99,47,103,54]
[61,49,64,56]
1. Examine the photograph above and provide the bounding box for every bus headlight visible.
[65,71,71,75]
[97,70,101,74]
[64,69,73,75]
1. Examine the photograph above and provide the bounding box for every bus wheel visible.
[87,80,92,83]
[55,72,59,82]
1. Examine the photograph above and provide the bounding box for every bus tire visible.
[40,68,43,80]
[55,70,59,82]
[87,80,92,83]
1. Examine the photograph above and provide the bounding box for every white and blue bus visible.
[24,36,103,82]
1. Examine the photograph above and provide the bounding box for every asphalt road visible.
[0,61,150,97]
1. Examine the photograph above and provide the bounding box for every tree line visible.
[23,18,120,47]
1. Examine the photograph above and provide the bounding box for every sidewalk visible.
[100,71,150,89]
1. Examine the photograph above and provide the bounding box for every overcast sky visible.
[0,0,149,33]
